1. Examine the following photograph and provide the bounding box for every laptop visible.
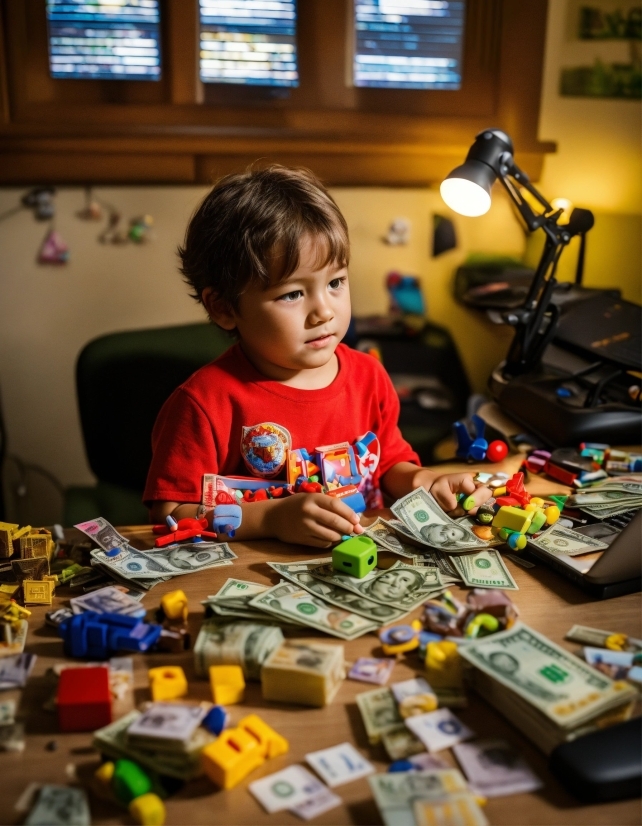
[526,510,641,599]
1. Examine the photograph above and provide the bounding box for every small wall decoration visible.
[560,2,641,98]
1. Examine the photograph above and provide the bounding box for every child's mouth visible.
[306,334,334,348]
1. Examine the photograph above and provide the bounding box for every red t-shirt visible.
[143,342,420,506]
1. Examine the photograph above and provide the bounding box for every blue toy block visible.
[202,705,229,737]
[454,414,488,461]
[338,488,366,513]
[59,611,162,659]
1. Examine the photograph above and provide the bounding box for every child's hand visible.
[266,493,364,548]
[414,469,492,516]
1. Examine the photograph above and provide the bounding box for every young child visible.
[144,166,490,547]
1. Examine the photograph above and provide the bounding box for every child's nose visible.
[309,296,334,322]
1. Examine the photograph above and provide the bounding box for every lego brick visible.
[545,461,577,485]
[425,641,463,689]
[0,522,19,558]
[209,664,245,705]
[492,506,534,534]
[201,727,265,789]
[238,713,289,759]
[160,590,188,622]
[23,579,54,605]
[57,666,112,732]
[148,666,188,702]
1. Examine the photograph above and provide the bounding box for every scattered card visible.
[249,765,325,814]
[453,739,542,797]
[0,653,37,690]
[404,708,474,753]
[408,752,450,771]
[290,787,342,821]
[348,657,395,685]
[391,677,433,703]
[305,742,375,787]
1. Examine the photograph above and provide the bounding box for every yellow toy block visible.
[160,589,188,621]
[209,664,245,705]
[0,522,18,558]
[492,506,533,534]
[23,579,54,605]
[425,641,463,689]
[238,714,289,759]
[94,761,115,784]
[148,666,188,702]
[201,726,265,789]
[129,793,166,826]
[20,528,54,560]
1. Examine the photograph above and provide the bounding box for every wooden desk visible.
[1,456,640,826]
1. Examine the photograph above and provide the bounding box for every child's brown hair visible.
[179,165,350,309]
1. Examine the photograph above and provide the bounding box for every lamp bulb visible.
[440,178,491,217]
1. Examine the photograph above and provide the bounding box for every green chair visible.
[63,322,231,527]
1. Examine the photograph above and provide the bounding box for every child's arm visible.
[150,495,363,549]
[381,461,491,514]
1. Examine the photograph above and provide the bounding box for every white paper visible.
[305,742,375,787]
[404,708,474,753]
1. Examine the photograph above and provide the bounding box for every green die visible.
[332,536,377,578]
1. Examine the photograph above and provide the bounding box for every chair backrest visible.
[76,323,231,491]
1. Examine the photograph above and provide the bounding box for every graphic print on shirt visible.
[240,422,292,478]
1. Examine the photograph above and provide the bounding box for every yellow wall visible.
[0,0,639,522]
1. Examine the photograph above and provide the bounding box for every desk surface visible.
[1,456,641,826]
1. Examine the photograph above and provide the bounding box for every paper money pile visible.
[459,622,637,753]
[567,476,642,520]
[261,640,345,707]
[75,518,237,592]
[194,618,285,680]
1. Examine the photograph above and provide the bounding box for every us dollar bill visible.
[194,619,284,680]
[89,541,236,580]
[356,687,404,744]
[368,769,469,826]
[459,622,637,729]
[452,549,518,590]
[568,481,642,505]
[268,559,408,624]
[381,725,426,760]
[24,785,91,826]
[249,582,380,640]
[565,624,642,650]
[202,578,270,620]
[363,518,417,558]
[75,517,131,552]
[309,561,443,611]
[391,488,486,553]
[413,794,488,826]
[529,525,609,557]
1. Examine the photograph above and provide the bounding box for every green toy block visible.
[526,509,547,534]
[112,759,153,804]
[549,495,568,510]
[332,535,377,578]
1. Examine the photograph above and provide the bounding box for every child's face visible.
[213,235,352,381]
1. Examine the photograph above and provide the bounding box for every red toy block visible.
[544,461,577,486]
[57,666,112,732]
[495,495,521,508]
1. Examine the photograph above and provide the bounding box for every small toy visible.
[326,484,366,513]
[261,640,344,707]
[492,506,533,534]
[23,579,54,606]
[59,611,162,659]
[386,271,425,314]
[202,705,229,736]
[486,440,509,463]
[212,497,243,538]
[152,515,217,548]
[57,666,112,732]
[129,792,166,826]
[160,590,188,622]
[379,620,423,656]
[201,726,265,789]
[148,666,188,702]
[425,641,463,689]
[238,713,289,759]
[209,664,245,705]
[112,759,154,804]
[454,414,488,461]
[332,535,377,578]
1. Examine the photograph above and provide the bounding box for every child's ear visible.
[202,288,236,330]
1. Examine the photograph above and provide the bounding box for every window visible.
[45,0,162,81]
[353,0,465,89]
[199,0,299,87]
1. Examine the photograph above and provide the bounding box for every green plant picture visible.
[560,4,641,98]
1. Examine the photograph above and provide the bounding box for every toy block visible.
[148,666,188,702]
[202,705,229,736]
[201,727,265,789]
[20,528,54,560]
[0,522,19,558]
[23,579,54,605]
[332,535,377,578]
[261,641,344,707]
[238,713,289,759]
[57,666,112,732]
[112,759,154,804]
[59,612,162,659]
[209,664,245,705]
[544,461,577,486]
[326,484,366,513]
[129,793,166,826]
[492,506,533,534]
[160,590,188,622]
[425,641,463,689]
[525,509,547,534]
[10,525,31,554]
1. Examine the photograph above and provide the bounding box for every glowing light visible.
[440,178,491,217]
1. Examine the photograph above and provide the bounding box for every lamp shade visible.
[440,159,497,217]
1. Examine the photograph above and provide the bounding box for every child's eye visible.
[328,277,347,290]
[277,290,303,302]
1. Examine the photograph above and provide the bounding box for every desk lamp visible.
[441,129,594,378]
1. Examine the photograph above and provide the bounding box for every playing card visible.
[290,787,342,821]
[348,657,396,685]
[249,765,324,814]
[305,742,375,787]
[404,708,474,753]
[391,677,433,703]
[452,740,542,797]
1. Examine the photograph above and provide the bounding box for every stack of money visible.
[459,622,637,753]
[261,640,345,707]
[527,523,610,558]
[567,477,642,520]
[202,578,272,621]
[75,518,237,592]
[194,619,284,680]
[369,768,488,826]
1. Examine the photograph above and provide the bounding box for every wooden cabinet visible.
[0,0,554,185]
